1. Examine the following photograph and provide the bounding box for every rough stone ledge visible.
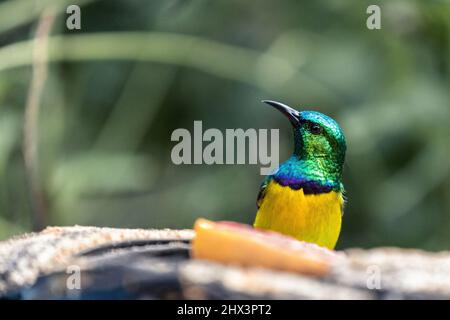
[0,226,194,296]
[1,226,449,299]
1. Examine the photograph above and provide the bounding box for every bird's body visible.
[254,101,346,249]
[254,179,343,249]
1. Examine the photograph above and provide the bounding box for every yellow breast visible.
[254,180,343,249]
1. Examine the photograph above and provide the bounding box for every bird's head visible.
[263,100,346,171]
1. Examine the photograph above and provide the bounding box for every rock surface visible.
[0,226,449,299]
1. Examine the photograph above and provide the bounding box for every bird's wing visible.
[340,185,347,216]
[256,175,272,209]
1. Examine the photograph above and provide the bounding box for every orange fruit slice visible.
[191,218,342,276]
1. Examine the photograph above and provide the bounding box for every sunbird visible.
[254,100,346,249]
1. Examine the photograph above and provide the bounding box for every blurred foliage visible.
[0,0,449,250]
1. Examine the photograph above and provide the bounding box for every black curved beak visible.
[262,100,301,127]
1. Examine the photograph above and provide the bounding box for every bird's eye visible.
[310,123,322,135]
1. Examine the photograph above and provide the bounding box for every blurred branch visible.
[23,8,56,231]
[0,32,338,102]
[0,0,97,34]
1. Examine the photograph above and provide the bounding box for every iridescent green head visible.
[263,100,346,187]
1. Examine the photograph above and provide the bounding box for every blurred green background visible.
[0,0,448,250]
